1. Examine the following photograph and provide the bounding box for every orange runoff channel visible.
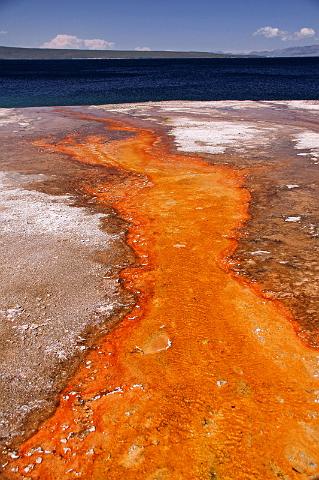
[4,113,319,480]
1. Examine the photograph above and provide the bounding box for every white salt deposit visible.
[0,108,32,127]
[0,171,109,248]
[250,250,271,255]
[293,131,319,159]
[285,216,301,223]
[93,102,289,155]
[167,118,271,154]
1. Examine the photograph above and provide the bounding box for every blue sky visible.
[0,0,318,52]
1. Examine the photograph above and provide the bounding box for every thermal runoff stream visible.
[3,109,319,480]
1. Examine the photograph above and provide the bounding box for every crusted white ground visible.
[0,109,33,128]
[0,171,126,444]
[166,117,274,155]
[93,100,319,156]
[0,172,109,247]
[293,131,319,162]
[93,101,278,155]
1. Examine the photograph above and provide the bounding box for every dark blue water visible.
[0,57,318,107]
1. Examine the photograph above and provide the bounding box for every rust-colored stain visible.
[4,115,319,479]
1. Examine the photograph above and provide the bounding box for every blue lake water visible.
[0,57,318,107]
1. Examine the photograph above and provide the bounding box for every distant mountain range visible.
[0,44,318,60]
[251,44,319,57]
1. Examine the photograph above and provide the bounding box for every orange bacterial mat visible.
[3,113,319,480]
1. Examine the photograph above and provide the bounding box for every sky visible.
[0,0,318,52]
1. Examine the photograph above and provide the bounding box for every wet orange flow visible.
[4,115,319,480]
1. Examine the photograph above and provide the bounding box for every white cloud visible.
[253,26,316,42]
[41,34,114,50]
[134,46,151,51]
[295,27,316,39]
[253,26,289,40]
[42,34,82,49]
[83,38,114,49]
[0,30,7,35]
